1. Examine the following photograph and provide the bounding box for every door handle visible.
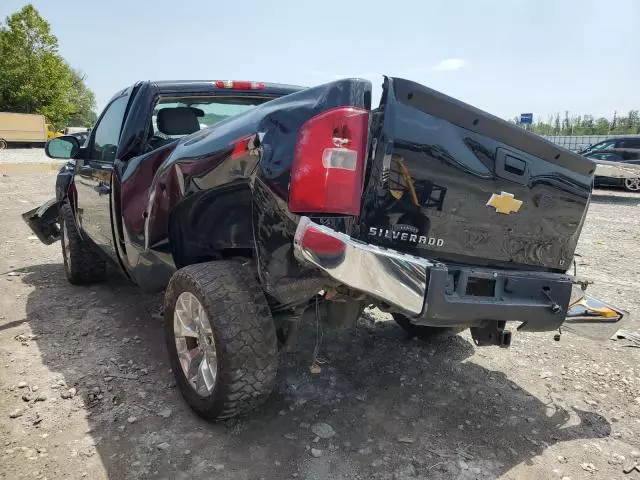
[505,156,526,176]
[495,149,529,185]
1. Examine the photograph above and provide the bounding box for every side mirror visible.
[45,135,80,159]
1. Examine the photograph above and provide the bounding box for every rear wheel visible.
[60,203,107,284]
[393,313,466,340]
[0,139,7,150]
[624,178,640,192]
[164,261,278,420]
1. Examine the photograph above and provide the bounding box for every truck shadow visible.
[19,263,611,480]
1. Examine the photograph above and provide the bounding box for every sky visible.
[1,0,638,122]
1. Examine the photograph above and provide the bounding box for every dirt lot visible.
[1,166,639,480]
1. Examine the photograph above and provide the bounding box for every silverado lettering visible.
[368,227,444,247]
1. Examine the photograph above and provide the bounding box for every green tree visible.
[627,110,639,133]
[594,118,610,134]
[67,69,97,126]
[581,115,594,134]
[563,111,570,135]
[0,4,96,128]
[517,112,640,136]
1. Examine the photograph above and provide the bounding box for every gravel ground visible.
[0,168,639,480]
[0,148,51,164]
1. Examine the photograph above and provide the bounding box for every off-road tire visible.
[164,261,278,420]
[60,202,107,284]
[393,313,466,340]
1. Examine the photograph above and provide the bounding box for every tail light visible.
[229,134,253,160]
[289,107,369,215]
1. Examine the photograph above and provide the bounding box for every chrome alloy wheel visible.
[173,292,217,396]
[624,178,640,191]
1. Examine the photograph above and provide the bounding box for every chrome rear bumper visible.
[293,216,431,315]
[563,292,628,340]
[293,216,627,338]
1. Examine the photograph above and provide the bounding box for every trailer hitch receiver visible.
[470,321,512,348]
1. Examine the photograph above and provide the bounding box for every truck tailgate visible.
[358,77,595,271]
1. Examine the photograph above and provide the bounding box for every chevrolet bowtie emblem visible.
[486,191,522,214]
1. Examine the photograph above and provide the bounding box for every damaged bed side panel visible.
[251,78,371,306]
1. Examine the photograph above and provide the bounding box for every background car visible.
[580,136,640,154]
[587,148,640,191]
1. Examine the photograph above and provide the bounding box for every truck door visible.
[75,90,131,262]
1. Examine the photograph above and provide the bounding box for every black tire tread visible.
[60,203,107,284]
[164,261,278,420]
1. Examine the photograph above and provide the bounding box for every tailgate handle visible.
[495,149,529,185]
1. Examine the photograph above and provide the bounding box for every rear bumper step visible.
[293,217,626,336]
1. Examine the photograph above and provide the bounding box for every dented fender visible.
[114,78,371,300]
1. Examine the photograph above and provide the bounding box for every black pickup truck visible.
[23,77,625,420]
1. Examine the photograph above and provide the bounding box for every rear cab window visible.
[146,96,272,150]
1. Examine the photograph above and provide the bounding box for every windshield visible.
[151,96,269,140]
[582,140,615,154]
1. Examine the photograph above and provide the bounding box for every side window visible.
[89,95,129,163]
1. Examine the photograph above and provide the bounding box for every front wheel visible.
[392,313,466,340]
[624,178,640,192]
[60,203,106,284]
[164,261,278,420]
